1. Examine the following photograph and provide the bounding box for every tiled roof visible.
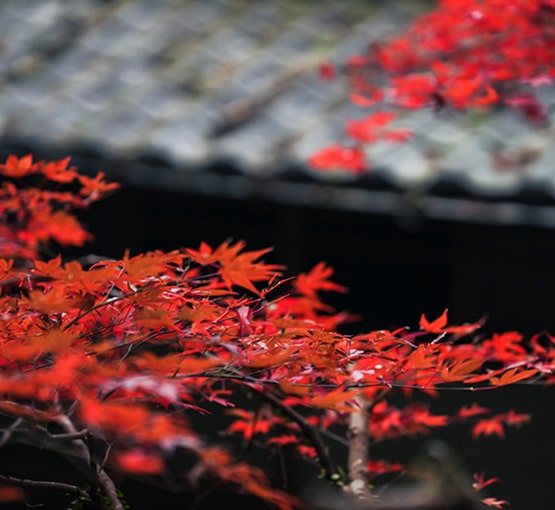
[1,0,555,226]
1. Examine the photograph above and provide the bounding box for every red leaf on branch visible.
[36,210,91,246]
[311,388,360,412]
[187,240,282,294]
[441,358,484,382]
[350,92,382,107]
[472,417,505,439]
[420,309,482,335]
[0,154,37,178]
[409,405,448,427]
[490,368,538,387]
[383,129,413,142]
[504,409,531,427]
[482,497,509,508]
[458,404,490,419]
[294,262,347,298]
[473,472,501,491]
[469,85,499,107]
[345,111,411,145]
[368,459,404,477]
[318,61,336,81]
[267,435,299,446]
[77,172,120,200]
[24,287,76,314]
[116,450,165,475]
[297,445,317,458]
[420,309,448,333]
[40,157,77,183]
[309,145,367,173]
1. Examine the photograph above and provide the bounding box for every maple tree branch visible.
[251,387,340,483]
[346,393,373,504]
[318,426,349,447]
[55,415,124,510]
[0,417,23,449]
[0,473,88,497]
[180,370,504,393]
[62,285,154,332]
[0,273,51,288]
[35,424,89,441]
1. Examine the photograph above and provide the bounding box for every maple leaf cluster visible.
[0,155,552,508]
[311,0,555,173]
[0,154,119,260]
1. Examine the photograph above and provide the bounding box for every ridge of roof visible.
[0,0,554,220]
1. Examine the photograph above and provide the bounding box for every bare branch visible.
[0,417,23,449]
[35,424,89,441]
[55,415,124,510]
[0,473,88,497]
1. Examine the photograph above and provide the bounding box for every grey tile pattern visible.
[0,0,553,205]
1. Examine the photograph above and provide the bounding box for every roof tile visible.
[0,0,553,225]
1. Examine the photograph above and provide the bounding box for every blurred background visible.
[0,0,554,508]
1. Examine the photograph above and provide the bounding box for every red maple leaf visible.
[458,404,490,419]
[0,154,37,178]
[309,145,367,173]
[472,417,505,439]
[482,497,509,508]
[318,61,336,81]
[294,262,346,298]
[473,472,501,491]
[40,157,77,183]
[116,450,165,475]
[77,172,120,200]
[420,309,482,335]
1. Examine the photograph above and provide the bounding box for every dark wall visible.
[75,186,454,334]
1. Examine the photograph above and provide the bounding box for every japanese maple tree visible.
[0,154,550,510]
[1,1,555,509]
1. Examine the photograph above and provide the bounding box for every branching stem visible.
[0,473,88,497]
[252,387,340,483]
[55,415,124,510]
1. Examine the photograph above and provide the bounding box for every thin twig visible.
[319,426,349,447]
[61,281,169,332]
[34,424,88,441]
[0,417,23,448]
[0,473,88,497]
[174,370,508,392]
[251,387,340,483]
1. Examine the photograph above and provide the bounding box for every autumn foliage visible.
[2,1,555,509]
[0,154,550,509]
[311,0,555,173]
